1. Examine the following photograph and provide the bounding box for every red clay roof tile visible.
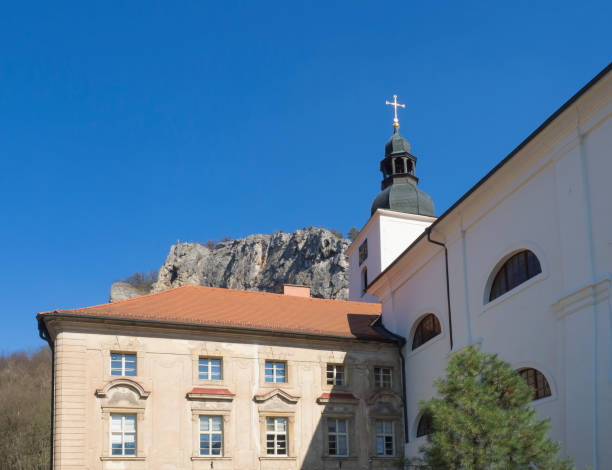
[317,392,359,401]
[39,285,383,340]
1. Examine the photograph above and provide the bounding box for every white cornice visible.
[552,275,611,319]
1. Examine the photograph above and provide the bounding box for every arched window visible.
[416,413,433,438]
[394,158,404,174]
[488,250,542,302]
[412,314,441,350]
[518,368,551,401]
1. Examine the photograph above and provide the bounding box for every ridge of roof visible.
[41,284,380,315]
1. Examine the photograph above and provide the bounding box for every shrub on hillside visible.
[121,270,158,292]
[0,347,51,470]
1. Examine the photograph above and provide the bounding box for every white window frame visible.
[326,364,345,386]
[110,414,137,456]
[198,357,222,381]
[374,367,392,388]
[265,361,287,383]
[110,353,137,376]
[199,416,223,456]
[375,420,394,457]
[327,418,349,456]
[265,417,288,456]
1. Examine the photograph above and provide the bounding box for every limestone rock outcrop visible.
[109,282,151,303]
[110,227,350,302]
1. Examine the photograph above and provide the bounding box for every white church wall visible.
[378,211,434,271]
[583,114,612,275]
[347,210,434,302]
[347,215,381,302]
[367,69,612,469]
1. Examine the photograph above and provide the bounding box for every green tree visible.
[419,346,573,470]
[0,347,51,470]
[347,227,360,242]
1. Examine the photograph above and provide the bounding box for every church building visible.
[346,63,612,470]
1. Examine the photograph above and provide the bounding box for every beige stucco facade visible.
[44,317,403,470]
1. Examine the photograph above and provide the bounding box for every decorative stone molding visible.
[95,378,150,399]
[365,389,402,406]
[254,388,300,404]
[552,275,610,319]
[186,387,235,401]
[316,392,359,405]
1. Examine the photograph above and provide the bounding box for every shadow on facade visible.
[291,314,405,470]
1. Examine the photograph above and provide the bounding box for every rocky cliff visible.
[110,227,351,302]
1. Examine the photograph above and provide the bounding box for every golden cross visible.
[385,94,405,130]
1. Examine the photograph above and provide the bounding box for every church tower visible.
[370,117,435,217]
[346,95,436,301]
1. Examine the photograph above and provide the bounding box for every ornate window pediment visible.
[254,388,300,405]
[95,378,150,400]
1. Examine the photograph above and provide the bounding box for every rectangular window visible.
[265,417,288,455]
[361,268,368,294]
[199,416,223,456]
[327,418,349,456]
[110,353,136,376]
[374,367,392,388]
[110,414,136,456]
[375,420,394,456]
[199,358,222,380]
[326,364,345,386]
[265,361,286,383]
[359,240,368,265]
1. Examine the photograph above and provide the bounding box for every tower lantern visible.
[370,95,435,216]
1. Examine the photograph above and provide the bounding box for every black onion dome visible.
[371,178,434,216]
[371,128,435,217]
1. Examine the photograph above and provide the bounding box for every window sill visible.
[100,456,146,461]
[259,382,291,389]
[322,455,357,460]
[322,385,351,392]
[196,379,226,385]
[481,273,547,315]
[259,456,296,461]
[405,333,446,360]
[191,456,232,461]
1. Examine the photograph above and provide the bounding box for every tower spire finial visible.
[385,94,405,132]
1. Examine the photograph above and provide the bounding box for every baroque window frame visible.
[190,410,232,461]
[258,412,296,462]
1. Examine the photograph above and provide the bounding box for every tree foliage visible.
[419,346,573,470]
[347,227,360,242]
[121,270,158,291]
[0,347,51,470]
[330,228,343,239]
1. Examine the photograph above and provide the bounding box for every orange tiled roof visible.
[39,285,383,340]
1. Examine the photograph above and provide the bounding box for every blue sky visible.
[1,2,610,352]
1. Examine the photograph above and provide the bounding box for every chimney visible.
[283,284,311,297]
